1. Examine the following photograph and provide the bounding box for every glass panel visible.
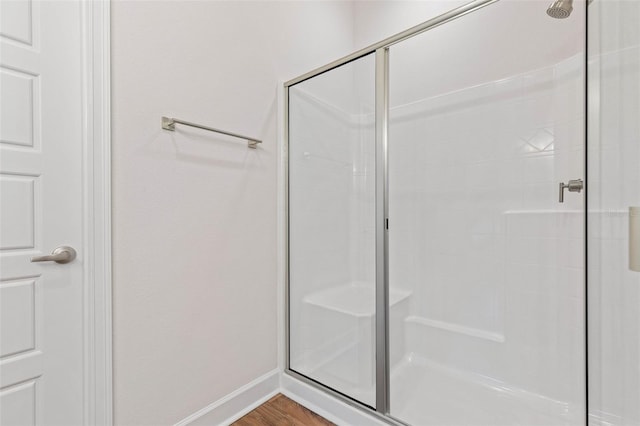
[288,54,376,407]
[387,1,586,424]
[588,0,640,424]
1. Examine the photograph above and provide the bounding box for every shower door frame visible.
[283,0,586,423]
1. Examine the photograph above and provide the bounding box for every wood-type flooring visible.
[232,394,334,426]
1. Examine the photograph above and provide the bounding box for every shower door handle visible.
[559,179,583,203]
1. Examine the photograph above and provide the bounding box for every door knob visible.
[559,179,583,203]
[31,246,77,264]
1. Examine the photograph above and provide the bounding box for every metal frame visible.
[375,47,390,414]
[283,0,500,423]
[584,0,591,418]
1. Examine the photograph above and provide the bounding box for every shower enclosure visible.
[285,0,639,424]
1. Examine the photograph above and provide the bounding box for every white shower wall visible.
[588,0,640,424]
[388,54,586,419]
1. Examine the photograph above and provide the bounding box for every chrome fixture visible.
[31,246,77,264]
[161,116,262,149]
[559,179,583,202]
[547,0,573,19]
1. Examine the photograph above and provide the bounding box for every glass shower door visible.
[288,54,377,407]
[387,1,586,424]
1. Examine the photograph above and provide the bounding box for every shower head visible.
[547,0,573,18]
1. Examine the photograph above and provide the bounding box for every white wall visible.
[352,0,469,49]
[110,2,357,424]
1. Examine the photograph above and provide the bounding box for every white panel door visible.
[0,1,85,424]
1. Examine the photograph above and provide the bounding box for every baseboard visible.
[280,372,389,426]
[174,369,391,426]
[174,369,279,426]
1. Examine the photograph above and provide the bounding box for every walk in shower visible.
[285,0,639,424]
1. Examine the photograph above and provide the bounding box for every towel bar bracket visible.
[161,116,177,131]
